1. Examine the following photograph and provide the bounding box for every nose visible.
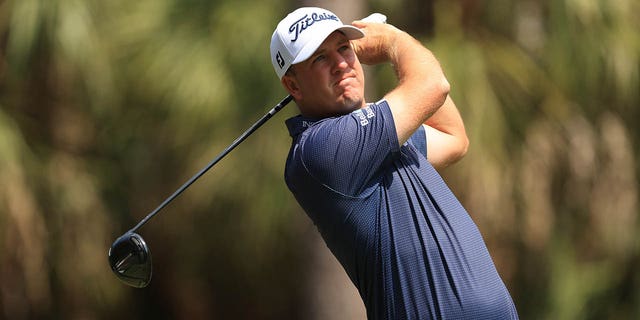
[330,51,349,74]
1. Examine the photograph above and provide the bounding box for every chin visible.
[339,95,364,111]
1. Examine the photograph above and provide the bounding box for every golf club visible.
[108,95,293,288]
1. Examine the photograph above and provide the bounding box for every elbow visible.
[458,134,469,159]
[452,116,469,162]
[414,72,450,109]
[432,77,450,110]
[439,77,451,98]
[447,132,470,166]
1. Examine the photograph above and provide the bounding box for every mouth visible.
[334,74,356,88]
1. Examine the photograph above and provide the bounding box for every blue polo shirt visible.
[285,100,518,319]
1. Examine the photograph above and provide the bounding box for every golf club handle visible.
[129,95,293,233]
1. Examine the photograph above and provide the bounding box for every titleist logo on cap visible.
[288,12,339,42]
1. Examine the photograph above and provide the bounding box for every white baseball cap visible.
[270,7,365,79]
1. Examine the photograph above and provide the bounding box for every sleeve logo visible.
[354,107,375,126]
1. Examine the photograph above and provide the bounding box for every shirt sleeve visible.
[407,125,427,158]
[297,100,399,196]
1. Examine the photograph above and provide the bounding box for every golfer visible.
[271,7,518,319]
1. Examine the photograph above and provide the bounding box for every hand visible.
[350,20,401,65]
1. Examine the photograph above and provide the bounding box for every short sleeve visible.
[298,100,399,196]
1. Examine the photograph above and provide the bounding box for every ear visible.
[281,75,303,101]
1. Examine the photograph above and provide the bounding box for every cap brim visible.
[292,25,364,65]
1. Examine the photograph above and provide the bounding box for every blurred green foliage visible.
[0,0,638,319]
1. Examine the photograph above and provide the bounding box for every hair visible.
[284,67,296,77]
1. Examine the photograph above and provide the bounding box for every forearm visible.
[352,21,450,144]
[387,32,450,140]
[388,31,450,108]
[423,95,469,169]
[424,95,465,137]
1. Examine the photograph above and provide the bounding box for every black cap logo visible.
[276,51,285,69]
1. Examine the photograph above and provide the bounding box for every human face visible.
[282,31,366,118]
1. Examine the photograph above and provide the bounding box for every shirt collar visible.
[285,115,323,138]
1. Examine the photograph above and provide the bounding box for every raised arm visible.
[351,21,450,145]
[423,95,469,169]
[351,20,468,169]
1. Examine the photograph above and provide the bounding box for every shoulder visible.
[300,101,396,152]
[285,102,400,195]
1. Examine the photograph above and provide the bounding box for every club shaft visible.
[129,95,293,233]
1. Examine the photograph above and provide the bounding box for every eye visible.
[339,45,351,52]
[313,54,326,63]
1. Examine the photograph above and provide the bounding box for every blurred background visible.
[0,0,638,318]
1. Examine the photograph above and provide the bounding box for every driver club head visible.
[108,232,152,288]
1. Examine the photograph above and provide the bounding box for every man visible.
[270,7,518,319]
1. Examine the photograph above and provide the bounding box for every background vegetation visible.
[0,0,638,318]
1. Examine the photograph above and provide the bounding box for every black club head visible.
[108,232,152,288]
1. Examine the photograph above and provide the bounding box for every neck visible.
[297,100,367,119]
